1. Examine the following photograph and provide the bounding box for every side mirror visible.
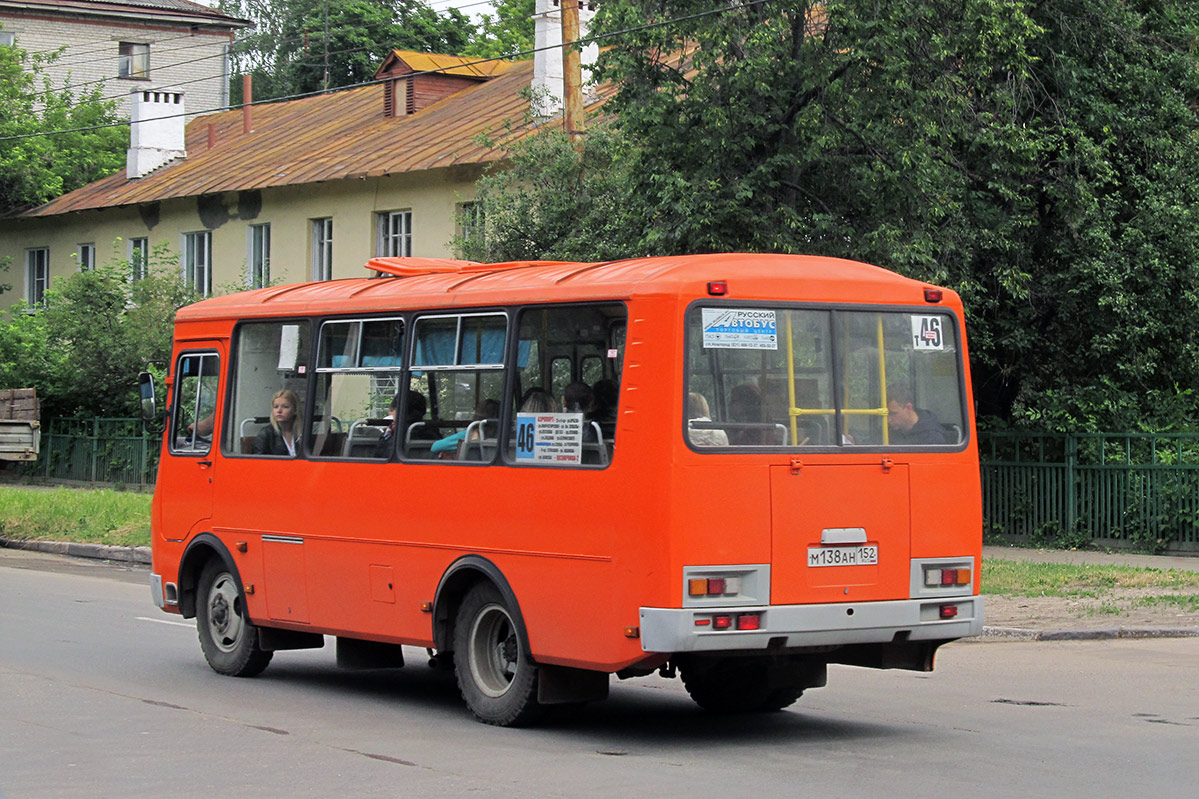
[138,371,157,423]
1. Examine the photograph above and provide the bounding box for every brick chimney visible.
[532,0,597,116]
[127,91,186,179]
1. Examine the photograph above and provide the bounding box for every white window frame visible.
[376,210,412,257]
[312,217,333,281]
[248,223,271,288]
[76,243,96,271]
[118,42,150,79]
[458,202,484,244]
[183,231,212,296]
[129,237,149,282]
[25,248,49,305]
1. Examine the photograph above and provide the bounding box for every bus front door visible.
[160,347,224,541]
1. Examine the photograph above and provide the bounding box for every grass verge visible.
[983,558,1199,614]
[0,485,150,548]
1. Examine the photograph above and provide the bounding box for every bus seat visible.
[239,417,269,454]
[581,421,609,466]
[459,419,499,461]
[404,422,437,459]
[344,419,389,457]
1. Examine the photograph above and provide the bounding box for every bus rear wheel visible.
[453,582,541,726]
[681,659,803,713]
[196,560,272,677]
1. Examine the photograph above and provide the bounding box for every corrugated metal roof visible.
[0,0,248,25]
[19,60,540,218]
[382,50,516,79]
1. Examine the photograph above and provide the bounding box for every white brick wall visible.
[0,12,232,119]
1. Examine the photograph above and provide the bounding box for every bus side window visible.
[312,318,403,459]
[170,352,220,455]
[508,303,626,468]
[406,313,506,463]
[226,320,311,458]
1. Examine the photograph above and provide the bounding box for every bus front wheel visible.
[196,560,272,677]
[452,582,541,726]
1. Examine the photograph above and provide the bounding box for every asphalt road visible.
[2,549,1197,799]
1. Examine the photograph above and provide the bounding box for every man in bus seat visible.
[886,385,948,445]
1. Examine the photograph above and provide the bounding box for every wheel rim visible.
[468,602,519,698]
[206,572,245,653]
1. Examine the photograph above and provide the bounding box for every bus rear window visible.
[685,306,966,449]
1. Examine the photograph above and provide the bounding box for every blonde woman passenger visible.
[254,389,301,456]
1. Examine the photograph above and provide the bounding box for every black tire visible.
[681,659,803,713]
[196,559,272,677]
[452,582,541,726]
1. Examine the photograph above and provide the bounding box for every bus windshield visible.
[685,305,966,449]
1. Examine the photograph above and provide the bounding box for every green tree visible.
[0,244,197,419]
[220,0,476,100]
[467,0,1199,431]
[0,45,127,214]
[463,0,536,59]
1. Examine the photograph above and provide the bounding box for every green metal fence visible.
[6,423,1199,552]
[4,417,159,488]
[980,432,1199,553]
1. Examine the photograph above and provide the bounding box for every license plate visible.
[807,545,878,567]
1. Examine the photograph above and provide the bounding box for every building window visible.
[0,32,15,48]
[248,223,271,288]
[77,243,96,271]
[25,248,49,305]
[376,210,412,257]
[312,217,333,281]
[183,231,212,296]
[458,202,484,244]
[130,237,148,281]
[118,42,150,79]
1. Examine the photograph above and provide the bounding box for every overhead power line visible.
[0,0,771,144]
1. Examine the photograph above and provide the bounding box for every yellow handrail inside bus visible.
[784,312,891,444]
[785,313,798,445]
[878,314,889,445]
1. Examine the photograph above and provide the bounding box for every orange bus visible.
[143,253,983,725]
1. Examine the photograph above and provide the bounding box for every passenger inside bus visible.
[687,392,729,448]
[520,388,556,413]
[375,390,437,458]
[886,384,948,445]
[588,379,618,438]
[727,383,768,445]
[253,389,301,456]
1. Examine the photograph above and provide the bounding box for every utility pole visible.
[561,0,584,145]
[323,0,330,92]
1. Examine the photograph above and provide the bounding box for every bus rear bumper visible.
[638,596,983,653]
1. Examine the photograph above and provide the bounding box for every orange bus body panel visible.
[152,254,982,676]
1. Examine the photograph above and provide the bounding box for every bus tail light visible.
[924,288,943,303]
[925,567,971,587]
[708,281,728,296]
[939,604,959,619]
[736,613,761,630]
[688,576,743,597]
[701,613,761,631]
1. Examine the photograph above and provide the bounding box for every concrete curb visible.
[979,625,1199,642]
[0,536,151,566]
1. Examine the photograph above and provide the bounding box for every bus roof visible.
[174,253,957,322]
